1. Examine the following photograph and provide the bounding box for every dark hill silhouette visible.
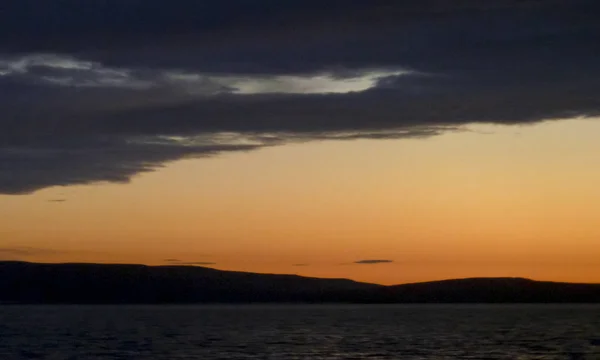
[368,277,600,303]
[1,261,600,304]
[0,261,378,303]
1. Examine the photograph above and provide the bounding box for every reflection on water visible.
[1,304,599,359]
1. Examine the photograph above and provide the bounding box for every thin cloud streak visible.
[354,260,394,265]
[164,259,216,266]
[175,262,217,266]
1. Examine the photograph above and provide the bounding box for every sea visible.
[1,304,599,359]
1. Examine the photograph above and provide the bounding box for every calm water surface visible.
[1,304,599,359]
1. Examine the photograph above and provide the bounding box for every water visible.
[1,304,599,359]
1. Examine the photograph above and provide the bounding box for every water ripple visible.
[0,305,599,360]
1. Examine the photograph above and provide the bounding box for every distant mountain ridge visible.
[1,261,599,304]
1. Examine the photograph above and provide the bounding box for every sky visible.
[1,0,600,285]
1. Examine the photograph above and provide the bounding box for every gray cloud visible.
[354,260,393,265]
[292,263,309,267]
[1,0,599,194]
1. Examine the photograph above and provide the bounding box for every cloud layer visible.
[1,0,599,194]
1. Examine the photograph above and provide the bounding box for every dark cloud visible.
[0,135,264,195]
[293,264,309,267]
[47,199,66,203]
[1,0,593,73]
[354,260,393,265]
[1,0,599,194]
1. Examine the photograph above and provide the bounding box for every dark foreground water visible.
[1,304,600,359]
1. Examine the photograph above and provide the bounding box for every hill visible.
[1,261,599,304]
[368,277,600,303]
[0,261,378,303]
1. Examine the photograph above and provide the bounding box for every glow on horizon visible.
[1,118,600,285]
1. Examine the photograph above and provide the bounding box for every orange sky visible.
[1,118,600,285]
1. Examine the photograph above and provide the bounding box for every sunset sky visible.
[1,0,599,285]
